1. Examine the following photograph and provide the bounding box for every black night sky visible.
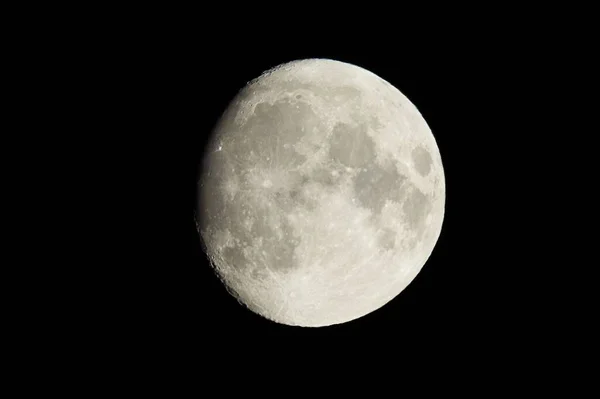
[90,20,555,361]
[27,6,579,378]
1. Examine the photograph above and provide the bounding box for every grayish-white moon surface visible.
[196,58,445,327]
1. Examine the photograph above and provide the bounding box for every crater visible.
[353,163,407,215]
[412,146,433,176]
[328,123,376,168]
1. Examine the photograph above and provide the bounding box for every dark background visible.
[14,6,588,381]
[84,17,589,375]
[92,19,571,361]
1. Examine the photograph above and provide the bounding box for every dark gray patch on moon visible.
[260,233,299,273]
[309,168,337,187]
[411,146,433,176]
[275,174,316,211]
[377,227,396,250]
[354,163,407,215]
[214,206,300,276]
[270,173,308,212]
[306,164,347,189]
[222,245,248,270]
[329,123,376,168]
[250,266,269,281]
[247,205,299,273]
[402,186,431,234]
[233,99,321,169]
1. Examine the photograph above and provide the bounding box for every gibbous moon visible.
[196,58,445,327]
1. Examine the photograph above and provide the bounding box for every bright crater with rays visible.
[196,58,445,327]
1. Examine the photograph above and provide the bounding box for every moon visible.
[196,58,445,327]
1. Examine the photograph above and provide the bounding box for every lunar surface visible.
[196,58,445,327]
